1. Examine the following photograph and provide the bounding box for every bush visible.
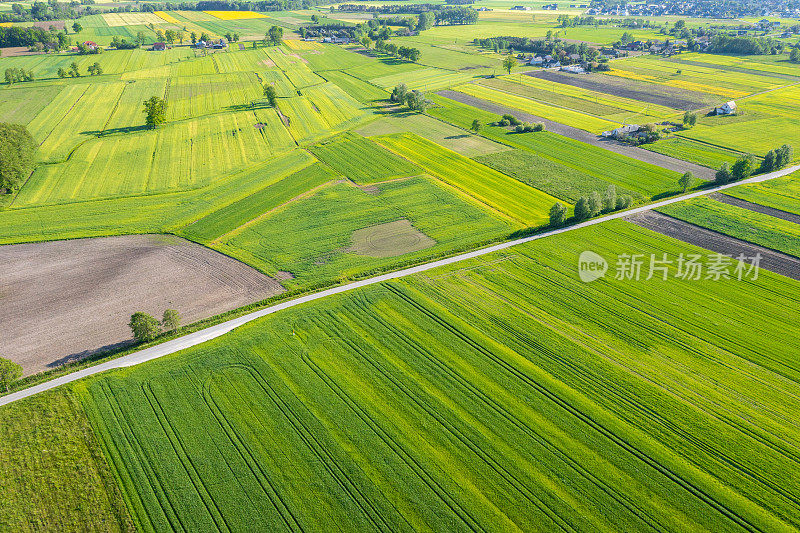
[532,122,545,132]
[501,113,521,126]
[715,162,731,184]
[498,118,510,127]
[515,124,525,133]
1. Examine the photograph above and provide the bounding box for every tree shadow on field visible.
[47,339,135,369]
[227,101,274,112]
[83,125,150,136]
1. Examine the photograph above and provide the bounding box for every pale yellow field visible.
[101,12,164,26]
[204,10,267,20]
[153,11,180,24]
[284,39,322,51]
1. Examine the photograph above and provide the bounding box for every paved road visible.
[438,89,717,180]
[1,164,798,408]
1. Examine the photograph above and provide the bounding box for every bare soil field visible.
[438,90,715,179]
[0,234,284,375]
[626,211,800,280]
[527,70,715,110]
[710,193,800,225]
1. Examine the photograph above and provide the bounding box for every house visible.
[195,40,207,48]
[476,6,490,11]
[212,39,227,49]
[510,5,530,10]
[562,64,585,73]
[602,124,640,137]
[83,41,97,51]
[529,56,544,65]
[151,42,166,51]
[542,3,558,9]
[715,101,737,115]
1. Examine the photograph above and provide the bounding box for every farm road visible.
[1,164,798,407]
[437,89,716,180]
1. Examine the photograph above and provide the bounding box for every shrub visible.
[501,113,521,126]
[715,162,731,184]
[515,124,525,133]
[532,122,545,132]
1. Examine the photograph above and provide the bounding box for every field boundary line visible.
[1,164,798,407]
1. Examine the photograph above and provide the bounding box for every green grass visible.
[309,132,421,184]
[645,137,744,169]
[319,69,387,103]
[427,94,678,198]
[0,84,62,124]
[179,161,336,243]
[475,149,639,203]
[52,219,800,532]
[657,196,800,257]
[0,388,133,532]
[214,175,516,287]
[724,172,800,216]
[375,132,560,225]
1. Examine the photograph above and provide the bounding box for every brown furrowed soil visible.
[0,234,284,375]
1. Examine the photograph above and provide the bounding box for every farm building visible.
[529,56,544,65]
[715,101,737,115]
[151,42,166,51]
[602,124,640,137]
[562,64,585,73]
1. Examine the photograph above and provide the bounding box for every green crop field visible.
[214,176,516,286]
[320,70,387,102]
[427,95,678,198]
[658,196,800,257]
[725,172,800,215]
[375,133,560,225]
[309,132,421,184]
[3,220,794,531]
[645,137,744,169]
[0,388,133,532]
[453,83,620,134]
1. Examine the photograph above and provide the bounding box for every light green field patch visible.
[309,132,421,184]
[348,218,436,257]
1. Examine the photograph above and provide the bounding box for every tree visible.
[190,31,197,45]
[0,357,22,392]
[263,84,277,107]
[406,47,420,62]
[678,171,694,192]
[761,149,777,173]
[616,195,633,210]
[57,67,67,78]
[129,312,161,342]
[549,202,567,226]
[417,11,435,32]
[470,119,481,133]
[68,61,80,77]
[715,162,731,184]
[502,54,516,74]
[360,35,372,50]
[602,185,617,213]
[682,111,697,128]
[390,83,408,104]
[776,144,794,169]
[72,21,82,33]
[87,61,102,75]
[791,47,800,64]
[573,196,591,220]
[268,25,283,45]
[731,154,755,180]
[0,123,37,192]
[162,309,180,331]
[404,90,428,113]
[143,96,167,129]
[587,191,602,217]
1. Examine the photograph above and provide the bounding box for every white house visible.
[529,56,544,65]
[561,64,585,73]
[602,124,640,137]
[715,101,737,115]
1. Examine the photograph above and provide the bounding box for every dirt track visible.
[437,90,716,180]
[626,211,800,280]
[0,234,284,375]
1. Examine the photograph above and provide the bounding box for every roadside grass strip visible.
[453,83,619,134]
[374,132,560,225]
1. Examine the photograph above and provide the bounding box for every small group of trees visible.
[111,36,141,49]
[0,357,23,393]
[390,83,428,112]
[57,62,81,78]
[155,28,187,45]
[76,41,101,54]
[224,32,240,43]
[790,47,800,64]
[87,62,103,76]
[129,309,181,343]
[761,144,794,173]
[4,67,34,84]
[263,84,278,107]
[375,40,421,62]
[266,25,283,45]
[550,185,633,226]
[143,96,167,129]
[682,111,697,128]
